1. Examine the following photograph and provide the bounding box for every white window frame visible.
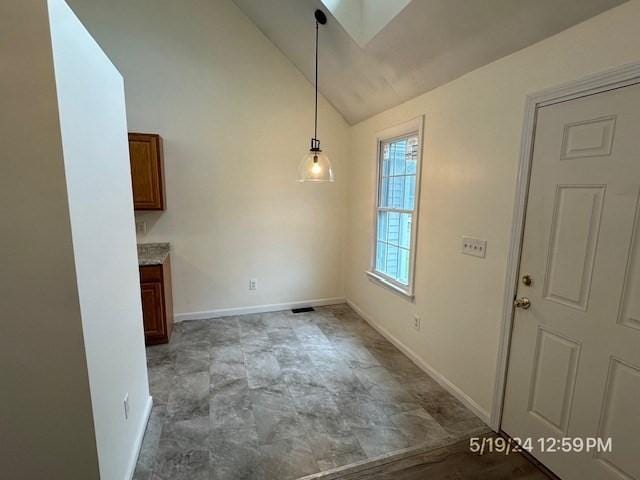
[366,116,424,299]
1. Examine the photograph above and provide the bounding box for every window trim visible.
[367,116,424,299]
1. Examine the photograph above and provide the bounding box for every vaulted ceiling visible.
[233,0,627,124]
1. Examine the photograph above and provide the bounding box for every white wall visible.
[67,0,350,320]
[0,1,96,479]
[345,0,640,420]
[0,1,149,478]
[48,0,151,479]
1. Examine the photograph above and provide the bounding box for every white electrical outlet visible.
[249,279,258,291]
[461,236,487,258]
[413,315,421,331]
[135,220,146,235]
[123,394,130,420]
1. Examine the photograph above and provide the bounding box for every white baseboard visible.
[346,299,492,425]
[175,297,346,322]
[125,395,153,480]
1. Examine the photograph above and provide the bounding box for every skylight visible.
[321,0,412,47]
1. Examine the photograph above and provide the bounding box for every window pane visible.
[379,175,389,207]
[375,241,387,272]
[380,175,404,209]
[390,176,404,208]
[385,244,399,279]
[403,175,415,210]
[379,135,418,210]
[377,211,388,243]
[398,248,410,285]
[379,177,389,207]
[387,141,395,176]
[382,144,390,176]
[386,212,400,244]
[392,140,406,176]
[406,138,418,174]
[394,175,406,208]
[399,213,412,249]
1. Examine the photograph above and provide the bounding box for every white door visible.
[503,82,640,480]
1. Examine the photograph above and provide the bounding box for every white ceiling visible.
[233,0,627,124]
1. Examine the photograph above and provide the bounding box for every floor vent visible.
[292,307,315,314]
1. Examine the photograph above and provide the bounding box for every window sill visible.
[365,270,414,300]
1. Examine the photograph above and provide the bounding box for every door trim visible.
[490,62,640,431]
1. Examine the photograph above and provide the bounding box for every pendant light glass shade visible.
[298,149,334,182]
[298,9,335,183]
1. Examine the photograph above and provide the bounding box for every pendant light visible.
[298,9,334,182]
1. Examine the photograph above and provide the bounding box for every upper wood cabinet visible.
[128,132,166,210]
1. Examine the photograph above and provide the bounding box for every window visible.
[368,118,422,297]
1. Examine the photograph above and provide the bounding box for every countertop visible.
[137,243,170,266]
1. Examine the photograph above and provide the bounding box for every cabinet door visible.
[141,281,166,343]
[129,133,165,210]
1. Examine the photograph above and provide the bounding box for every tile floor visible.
[134,304,489,480]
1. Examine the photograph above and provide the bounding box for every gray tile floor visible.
[134,304,489,480]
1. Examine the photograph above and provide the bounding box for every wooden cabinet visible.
[139,257,173,345]
[129,132,166,210]
[141,282,164,340]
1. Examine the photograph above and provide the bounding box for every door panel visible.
[543,185,605,310]
[503,82,640,480]
[618,190,640,331]
[596,358,640,479]
[528,327,581,434]
[560,115,616,160]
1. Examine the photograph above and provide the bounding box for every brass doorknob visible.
[514,297,531,309]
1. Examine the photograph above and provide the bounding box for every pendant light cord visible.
[314,19,319,142]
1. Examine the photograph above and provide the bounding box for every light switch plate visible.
[462,236,487,258]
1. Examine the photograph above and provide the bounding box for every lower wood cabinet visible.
[139,256,173,345]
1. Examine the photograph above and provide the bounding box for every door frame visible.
[490,62,640,431]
